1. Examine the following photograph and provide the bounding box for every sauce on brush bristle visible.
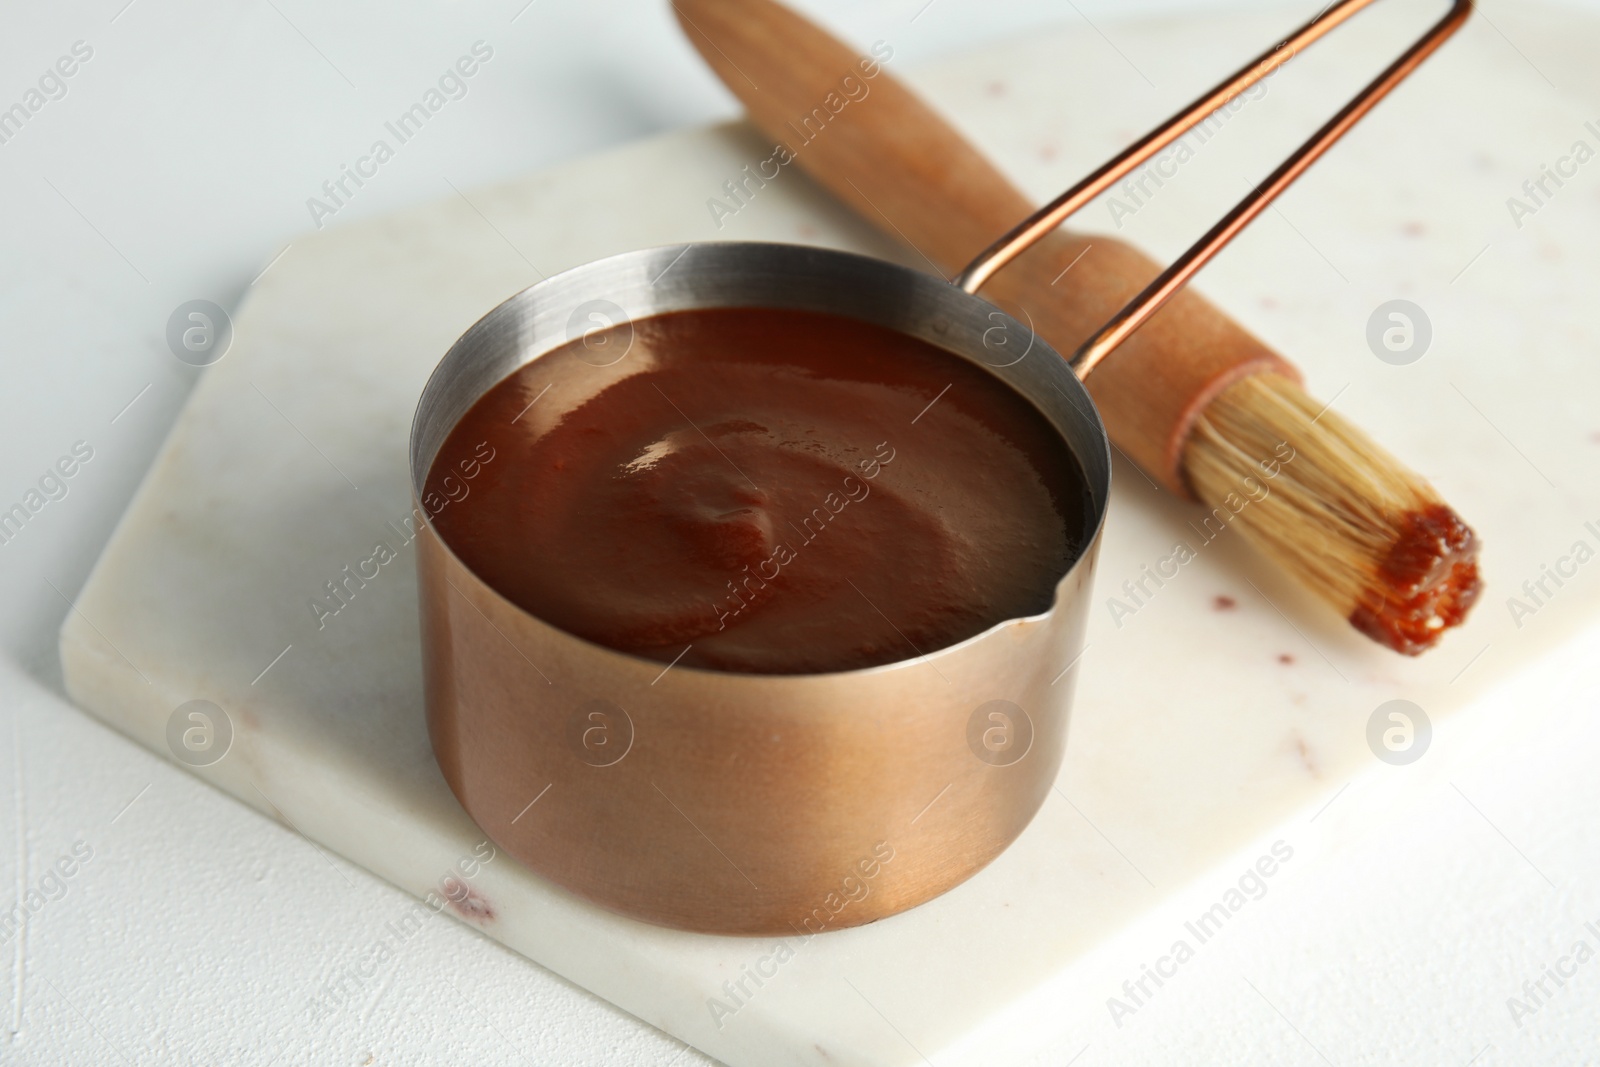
[1349,504,1482,656]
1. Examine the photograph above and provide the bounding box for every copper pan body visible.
[410,243,1110,935]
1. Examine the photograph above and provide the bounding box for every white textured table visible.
[10,1,1600,1064]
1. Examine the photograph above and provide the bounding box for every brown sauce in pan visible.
[425,307,1091,674]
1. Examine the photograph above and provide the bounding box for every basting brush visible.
[672,0,1482,654]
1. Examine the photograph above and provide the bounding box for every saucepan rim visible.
[408,239,1112,682]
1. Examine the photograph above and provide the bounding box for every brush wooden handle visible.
[672,0,1299,496]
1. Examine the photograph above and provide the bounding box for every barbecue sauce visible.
[425,307,1091,674]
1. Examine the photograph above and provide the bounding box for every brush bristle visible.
[1183,373,1481,656]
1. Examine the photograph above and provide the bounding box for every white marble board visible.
[58,5,1600,1065]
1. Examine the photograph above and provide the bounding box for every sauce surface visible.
[426,307,1090,674]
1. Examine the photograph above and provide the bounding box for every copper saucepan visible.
[410,0,1469,934]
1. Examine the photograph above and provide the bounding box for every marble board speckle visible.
[60,6,1600,1065]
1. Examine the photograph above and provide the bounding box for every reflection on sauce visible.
[426,308,1090,674]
